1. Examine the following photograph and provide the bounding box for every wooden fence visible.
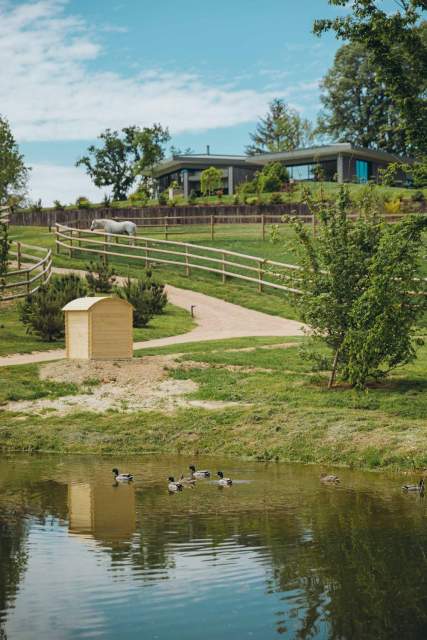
[0,242,52,301]
[55,223,303,294]
[0,205,10,225]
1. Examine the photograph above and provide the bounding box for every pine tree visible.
[246,99,314,155]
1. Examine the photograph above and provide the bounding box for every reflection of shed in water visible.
[68,482,135,542]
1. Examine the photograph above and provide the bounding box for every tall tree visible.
[246,99,314,155]
[288,186,427,389]
[0,115,29,205]
[76,127,141,201]
[132,124,171,179]
[314,1,427,155]
[317,42,412,154]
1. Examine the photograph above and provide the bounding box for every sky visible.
[1,0,349,205]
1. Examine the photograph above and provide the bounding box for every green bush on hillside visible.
[19,274,87,342]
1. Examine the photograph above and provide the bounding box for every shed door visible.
[67,312,89,359]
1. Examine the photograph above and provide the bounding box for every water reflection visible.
[1,455,427,639]
[68,481,135,542]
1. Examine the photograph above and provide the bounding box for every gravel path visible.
[0,267,305,367]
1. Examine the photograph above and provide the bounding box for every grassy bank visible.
[18,181,427,210]
[1,336,427,471]
[0,301,194,356]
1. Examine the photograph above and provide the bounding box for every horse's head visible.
[90,219,98,231]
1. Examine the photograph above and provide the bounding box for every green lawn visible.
[1,336,427,471]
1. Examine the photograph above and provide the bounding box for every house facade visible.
[150,144,411,196]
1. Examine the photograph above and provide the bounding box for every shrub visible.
[85,257,117,293]
[257,162,289,192]
[411,190,425,203]
[19,274,87,342]
[232,194,240,205]
[128,189,148,206]
[116,277,153,327]
[143,269,167,314]
[245,196,259,205]
[269,192,283,205]
[188,189,197,205]
[116,270,167,326]
[384,199,401,214]
[76,196,91,209]
[158,191,168,206]
[53,199,64,210]
[238,180,257,196]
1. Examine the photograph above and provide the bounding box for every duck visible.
[179,473,197,487]
[189,464,210,479]
[320,473,340,483]
[217,471,232,486]
[112,468,133,482]
[402,478,425,493]
[168,477,183,492]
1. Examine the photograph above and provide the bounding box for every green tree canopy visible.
[257,162,289,192]
[246,99,314,155]
[0,115,29,205]
[133,124,171,179]
[200,166,223,195]
[314,1,427,155]
[76,127,141,201]
[317,41,412,155]
[288,185,427,389]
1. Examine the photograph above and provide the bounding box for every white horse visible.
[90,218,137,245]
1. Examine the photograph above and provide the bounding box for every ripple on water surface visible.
[1,454,427,639]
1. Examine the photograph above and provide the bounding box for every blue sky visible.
[2,0,348,203]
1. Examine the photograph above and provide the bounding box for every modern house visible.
[150,144,411,196]
[246,143,410,184]
[149,152,262,198]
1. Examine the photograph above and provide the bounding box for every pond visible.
[1,454,427,639]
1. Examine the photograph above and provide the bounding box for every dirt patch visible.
[6,356,250,416]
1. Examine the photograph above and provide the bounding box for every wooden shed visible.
[62,297,133,360]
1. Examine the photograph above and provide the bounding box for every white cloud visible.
[28,164,110,205]
[0,0,289,142]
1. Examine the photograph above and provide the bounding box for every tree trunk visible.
[328,345,341,389]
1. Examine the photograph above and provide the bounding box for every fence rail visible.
[69,211,409,240]
[0,205,10,225]
[0,241,52,301]
[55,223,303,294]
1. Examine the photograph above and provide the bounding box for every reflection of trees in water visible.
[0,509,29,640]
[2,463,427,639]
[0,478,68,639]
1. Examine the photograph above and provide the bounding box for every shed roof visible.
[62,296,132,311]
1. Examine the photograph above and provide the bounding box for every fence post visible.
[69,229,73,257]
[185,245,190,276]
[258,259,264,293]
[17,242,21,270]
[164,217,168,240]
[261,214,265,241]
[26,270,30,295]
[222,252,226,283]
[211,215,214,240]
[55,226,60,255]
[145,239,150,269]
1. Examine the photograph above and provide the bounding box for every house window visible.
[356,160,369,183]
